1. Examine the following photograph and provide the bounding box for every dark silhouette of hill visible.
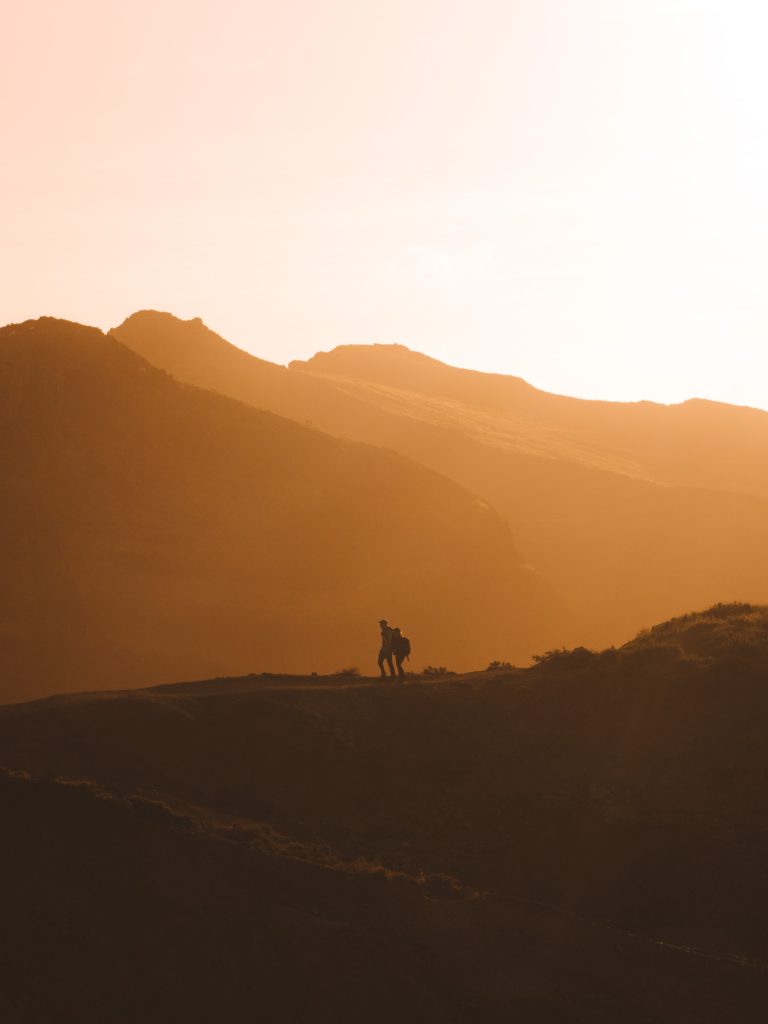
[0,317,559,703]
[1,604,767,1021]
[111,312,768,647]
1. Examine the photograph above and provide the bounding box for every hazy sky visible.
[4,0,768,408]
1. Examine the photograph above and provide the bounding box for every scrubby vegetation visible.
[531,646,569,663]
[625,602,768,661]
[526,604,768,676]
[531,645,596,668]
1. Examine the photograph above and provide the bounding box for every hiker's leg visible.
[386,652,396,676]
[377,648,388,677]
[396,655,405,677]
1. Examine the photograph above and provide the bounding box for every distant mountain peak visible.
[0,315,147,374]
[114,310,218,341]
[117,309,205,328]
[1,315,105,340]
[289,342,445,374]
[289,340,535,406]
[111,310,279,380]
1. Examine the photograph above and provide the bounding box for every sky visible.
[3,0,768,408]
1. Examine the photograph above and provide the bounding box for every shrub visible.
[531,647,569,664]
[531,646,596,669]
[334,666,360,677]
[486,660,512,671]
[421,665,455,676]
[617,644,682,674]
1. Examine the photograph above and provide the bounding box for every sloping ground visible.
[2,770,763,1024]
[1,606,767,1020]
[111,312,768,647]
[0,317,559,702]
[624,601,768,659]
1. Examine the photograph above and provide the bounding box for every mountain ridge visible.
[0,316,560,702]
[110,310,768,649]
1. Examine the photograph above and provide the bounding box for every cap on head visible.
[379,619,388,625]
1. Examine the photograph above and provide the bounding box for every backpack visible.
[392,628,411,660]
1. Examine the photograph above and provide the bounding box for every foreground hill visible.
[0,317,557,702]
[1,604,766,1021]
[112,312,768,645]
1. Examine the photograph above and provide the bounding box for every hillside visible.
[0,317,558,702]
[110,310,374,433]
[4,772,764,1024]
[293,342,768,499]
[1,604,767,1021]
[290,349,768,642]
[111,313,768,648]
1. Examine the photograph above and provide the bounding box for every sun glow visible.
[3,0,768,407]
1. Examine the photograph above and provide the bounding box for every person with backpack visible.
[378,619,395,678]
[391,626,411,678]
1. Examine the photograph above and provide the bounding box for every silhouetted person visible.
[391,627,411,678]
[378,619,395,678]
